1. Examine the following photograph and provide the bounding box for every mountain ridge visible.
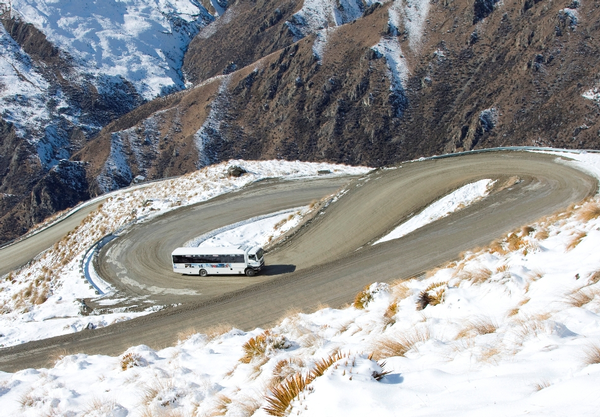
[1,0,600,244]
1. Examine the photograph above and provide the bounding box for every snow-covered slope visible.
[1,152,599,416]
[12,0,214,99]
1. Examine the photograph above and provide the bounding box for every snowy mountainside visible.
[12,0,215,99]
[3,0,600,248]
[0,0,223,244]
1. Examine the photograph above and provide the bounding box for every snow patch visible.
[389,0,430,50]
[12,0,215,100]
[194,75,231,168]
[375,179,495,244]
[286,0,378,41]
[96,133,134,193]
[372,35,409,117]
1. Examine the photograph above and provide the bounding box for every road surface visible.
[0,151,595,372]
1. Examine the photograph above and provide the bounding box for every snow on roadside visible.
[538,150,600,181]
[186,206,310,249]
[0,161,371,348]
[2,157,600,417]
[375,179,494,244]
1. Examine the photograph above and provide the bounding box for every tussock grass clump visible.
[521,225,536,236]
[272,358,305,385]
[534,228,549,240]
[455,318,498,339]
[372,328,430,360]
[205,323,233,340]
[264,373,308,416]
[567,287,599,308]
[506,233,526,252]
[18,389,39,409]
[209,393,233,416]
[176,327,198,343]
[353,284,374,310]
[511,314,550,342]
[458,267,493,285]
[488,239,508,255]
[240,331,289,364]
[383,301,398,326]
[533,380,552,391]
[479,345,503,364]
[264,352,345,416]
[566,231,587,252]
[309,351,345,380]
[390,278,415,301]
[584,343,600,365]
[577,200,600,222]
[589,271,600,286]
[416,282,447,310]
[120,352,145,371]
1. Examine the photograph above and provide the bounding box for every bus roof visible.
[171,246,260,256]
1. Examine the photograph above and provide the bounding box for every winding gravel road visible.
[0,151,596,372]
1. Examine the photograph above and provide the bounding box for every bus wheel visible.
[245,268,256,277]
[199,269,208,277]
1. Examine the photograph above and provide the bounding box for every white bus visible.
[171,245,265,277]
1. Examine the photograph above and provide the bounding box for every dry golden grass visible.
[416,282,447,310]
[390,278,415,301]
[584,343,600,365]
[372,328,430,360]
[479,345,503,364]
[534,228,550,240]
[309,351,345,380]
[353,284,373,310]
[577,200,600,222]
[458,267,493,285]
[567,287,599,308]
[18,389,39,409]
[298,333,324,349]
[235,395,263,417]
[488,239,507,255]
[496,263,509,273]
[263,351,346,415]
[50,348,71,365]
[120,352,144,371]
[526,269,545,281]
[83,398,119,415]
[533,380,552,391]
[521,225,536,236]
[589,271,600,285]
[455,318,498,339]
[176,327,198,343]
[208,393,233,416]
[507,307,520,317]
[241,332,270,364]
[263,373,307,416]
[506,233,526,252]
[566,231,587,252]
[204,323,233,340]
[272,358,305,385]
[511,315,550,342]
[240,331,288,364]
[383,301,398,327]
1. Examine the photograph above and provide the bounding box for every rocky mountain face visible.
[1,0,600,244]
